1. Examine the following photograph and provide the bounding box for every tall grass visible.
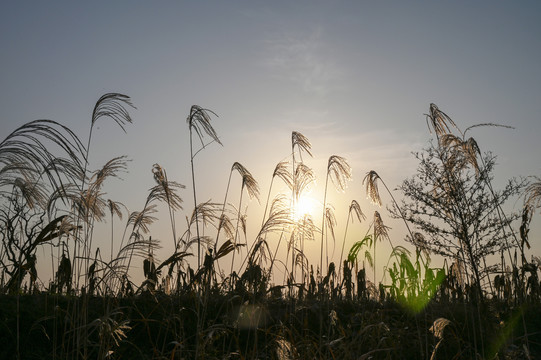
[0,97,539,359]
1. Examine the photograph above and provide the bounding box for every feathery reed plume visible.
[339,200,366,280]
[126,204,158,235]
[274,160,293,190]
[188,201,222,230]
[0,120,85,193]
[108,199,125,262]
[349,199,366,223]
[463,137,481,172]
[247,196,296,269]
[440,134,481,176]
[249,237,272,265]
[425,103,457,137]
[262,194,296,275]
[148,166,184,212]
[232,162,260,201]
[295,213,317,241]
[46,183,80,217]
[91,93,134,133]
[373,211,390,241]
[216,162,256,249]
[364,169,422,269]
[75,94,134,292]
[77,157,128,225]
[324,204,337,262]
[525,176,541,209]
[226,163,259,275]
[430,317,452,340]
[151,163,184,251]
[258,200,294,239]
[11,177,47,210]
[439,133,461,149]
[290,131,312,282]
[291,131,313,159]
[187,105,222,148]
[91,156,128,190]
[240,213,248,241]
[293,163,315,201]
[77,184,108,223]
[84,94,134,198]
[372,210,390,284]
[0,120,86,167]
[45,156,85,186]
[0,162,35,192]
[187,105,221,268]
[327,155,352,192]
[320,155,351,274]
[120,199,160,287]
[108,199,124,222]
[260,161,293,229]
[363,170,382,206]
[218,214,235,243]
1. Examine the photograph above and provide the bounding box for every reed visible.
[0,96,537,359]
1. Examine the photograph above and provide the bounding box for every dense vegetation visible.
[1,94,540,359]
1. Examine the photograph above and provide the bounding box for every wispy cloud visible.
[263,28,340,96]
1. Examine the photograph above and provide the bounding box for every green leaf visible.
[347,235,372,263]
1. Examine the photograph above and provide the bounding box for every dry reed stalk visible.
[187,105,221,269]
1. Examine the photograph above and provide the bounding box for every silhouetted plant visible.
[338,200,365,282]
[320,155,351,277]
[396,115,525,301]
[1,97,539,359]
[187,105,222,267]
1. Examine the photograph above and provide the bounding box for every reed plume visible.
[320,155,351,273]
[372,210,391,284]
[0,120,85,197]
[291,131,312,160]
[327,155,352,192]
[261,160,293,228]
[338,200,365,281]
[91,93,134,133]
[108,199,125,262]
[363,170,382,206]
[525,177,541,209]
[425,103,457,138]
[187,105,221,267]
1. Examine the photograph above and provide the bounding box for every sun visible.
[293,195,317,221]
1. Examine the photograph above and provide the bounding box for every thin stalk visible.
[110,211,114,263]
[320,174,329,277]
[269,231,286,281]
[291,144,296,282]
[261,176,275,228]
[189,126,202,268]
[230,187,245,277]
[373,235,377,286]
[338,210,353,283]
[215,168,233,250]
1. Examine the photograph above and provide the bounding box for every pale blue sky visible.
[2,1,540,282]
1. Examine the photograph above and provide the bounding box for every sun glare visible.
[293,195,317,221]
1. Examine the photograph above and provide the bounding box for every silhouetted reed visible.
[0,96,538,359]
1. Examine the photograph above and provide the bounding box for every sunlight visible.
[293,195,317,221]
